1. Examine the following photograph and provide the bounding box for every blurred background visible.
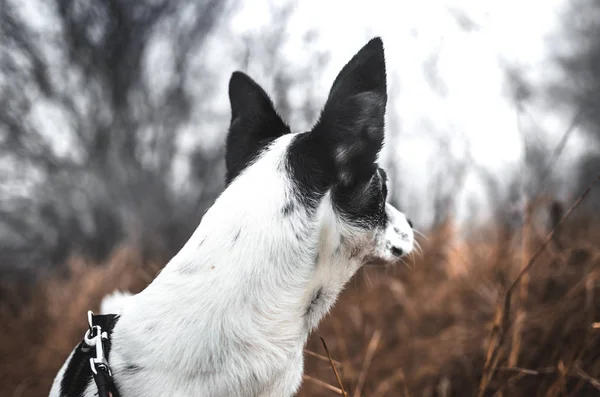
[1,0,599,395]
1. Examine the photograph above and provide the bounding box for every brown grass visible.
[2,206,600,396]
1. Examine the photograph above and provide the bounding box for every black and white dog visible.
[50,37,414,397]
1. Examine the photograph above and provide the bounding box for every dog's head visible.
[217,37,412,282]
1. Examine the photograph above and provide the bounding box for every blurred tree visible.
[550,0,600,210]
[0,0,231,274]
[428,130,471,229]
[383,93,404,212]
[499,62,567,235]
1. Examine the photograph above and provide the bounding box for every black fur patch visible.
[305,287,324,316]
[286,38,389,227]
[123,363,142,375]
[332,167,389,228]
[282,202,296,217]
[286,132,333,208]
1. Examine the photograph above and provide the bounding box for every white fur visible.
[100,290,132,314]
[50,133,414,397]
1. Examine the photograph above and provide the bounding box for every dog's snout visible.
[383,202,414,261]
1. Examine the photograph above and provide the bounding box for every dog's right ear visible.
[225,72,290,184]
[293,38,387,191]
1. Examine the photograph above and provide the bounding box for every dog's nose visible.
[390,246,404,258]
[407,219,413,228]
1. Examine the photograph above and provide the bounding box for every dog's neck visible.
[115,135,362,378]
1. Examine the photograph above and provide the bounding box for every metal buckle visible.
[83,312,112,376]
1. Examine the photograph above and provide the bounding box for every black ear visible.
[310,37,387,186]
[225,71,290,183]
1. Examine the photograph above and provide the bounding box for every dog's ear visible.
[309,37,387,187]
[226,72,290,184]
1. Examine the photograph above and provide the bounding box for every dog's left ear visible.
[309,37,387,187]
[226,72,290,184]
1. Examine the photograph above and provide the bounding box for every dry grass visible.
[301,214,600,396]
[0,247,160,397]
[2,205,600,396]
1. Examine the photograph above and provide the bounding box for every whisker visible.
[413,240,424,258]
[409,250,416,263]
[364,270,373,288]
[401,258,414,271]
[417,239,424,253]
[414,229,429,241]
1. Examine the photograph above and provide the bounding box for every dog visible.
[50,37,414,397]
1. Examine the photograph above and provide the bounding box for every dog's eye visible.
[378,168,388,183]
